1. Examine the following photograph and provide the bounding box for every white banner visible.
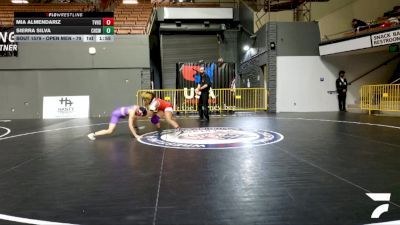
[163,8,233,19]
[371,28,400,47]
[43,96,89,119]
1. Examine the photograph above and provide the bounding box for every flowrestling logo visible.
[138,127,284,149]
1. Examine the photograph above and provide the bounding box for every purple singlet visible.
[109,105,138,124]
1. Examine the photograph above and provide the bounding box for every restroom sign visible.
[371,28,400,47]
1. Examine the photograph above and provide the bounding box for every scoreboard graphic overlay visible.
[14,12,114,42]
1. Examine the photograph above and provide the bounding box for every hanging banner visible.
[43,96,89,119]
[176,62,235,89]
[0,27,18,57]
[175,62,236,111]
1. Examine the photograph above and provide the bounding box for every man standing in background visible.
[336,70,348,112]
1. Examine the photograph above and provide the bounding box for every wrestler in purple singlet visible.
[110,105,138,124]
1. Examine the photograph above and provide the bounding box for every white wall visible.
[321,51,399,105]
[277,52,399,112]
[319,35,371,55]
[277,56,338,112]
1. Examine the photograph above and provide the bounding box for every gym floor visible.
[0,112,399,225]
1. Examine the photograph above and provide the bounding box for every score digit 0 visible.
[103,26,114,35]
[102,18,114,26]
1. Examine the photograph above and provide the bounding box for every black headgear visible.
[139,106,147,116]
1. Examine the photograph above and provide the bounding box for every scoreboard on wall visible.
[13,12,114,42]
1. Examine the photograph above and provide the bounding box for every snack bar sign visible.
[371,28,400,47]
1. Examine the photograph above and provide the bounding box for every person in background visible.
[352,18,368,32]
[384,6,400,17]
[336,70,348,112]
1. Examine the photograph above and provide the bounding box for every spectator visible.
[387,17,399,26]
[384,6,400,17]
[336,70,348,112]
[352,18,368,32]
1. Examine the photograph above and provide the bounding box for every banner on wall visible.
[0,27,18,57]
[176,62,236,89]
[43,96,89,119]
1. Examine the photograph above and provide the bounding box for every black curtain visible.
[388,60,400,84]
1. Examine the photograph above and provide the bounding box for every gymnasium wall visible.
[315,0,399,39]
[240,22,321,112]
[321,51,400,107]
[160,34,220,89]
[277,51,400,112]
[160,32,239,89]
[239,1,255,34]
[253,10,293,33]
[0,35,150,119]
[276,56,338,112]
[243,0,400,39]
[276,22,320,56]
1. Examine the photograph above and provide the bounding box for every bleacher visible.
[0,3,95,27]
[154,1,221,8]
[323,5,400,42]
[344,17,400,38]
[0,0,238,35]
[0,2,154,35]
[114,2,153,34]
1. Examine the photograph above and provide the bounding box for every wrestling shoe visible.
[175,128,183,136]
[87,133,96,140]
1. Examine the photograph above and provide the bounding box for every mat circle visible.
[138,127,284,149]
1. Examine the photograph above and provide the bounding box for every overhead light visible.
[243,45,250,51]
[88,47,96,55]
[11,0,29,3]
[270,42,276,50]
[123,0,138,4]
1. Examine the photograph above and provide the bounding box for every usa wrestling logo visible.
[138,127,284,149]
